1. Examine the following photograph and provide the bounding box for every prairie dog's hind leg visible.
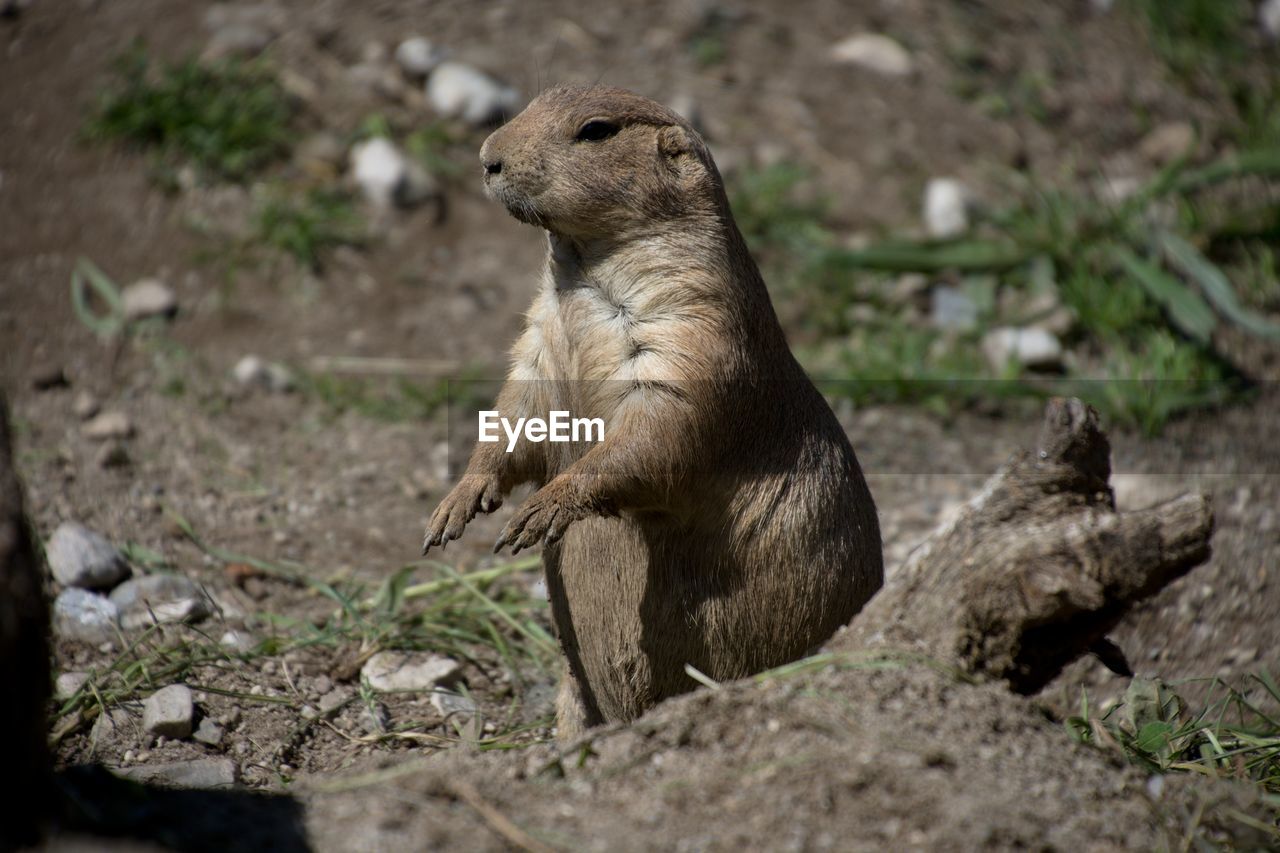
[555,663,602,740]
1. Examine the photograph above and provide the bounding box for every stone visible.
[72,391,101,420]
[295,133,345,177]
[1261,0,1280,40]
[92,707,138,744]
[201,2,283,60]
[394,36,445,77]
[110,574,212,630]
[96,442,131,469]
[220,629,256,651]
[360,702,391,734]
[45,522,130,589]
[204,23,274,59]
[82,411,134,441]
[981,327,1063,372]
[829,33,914,77]
[30,364,68,390]
[116,758,238,789]
[121,279,178,321]
[193,717,225,747]
[426,61,520,127]
[924,178,970,239]
[430,689,477,720]
[361,651,463,692]
[1138,122,1195,166]
[349,137,439,208]
[53,588,120,644]
[231,355,295,392]
[930,286,978,332]
[55,671,91,701]
[143,684,195,739]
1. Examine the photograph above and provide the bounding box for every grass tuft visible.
[86,44,293,181]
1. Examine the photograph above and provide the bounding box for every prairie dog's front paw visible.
[422,474,503,553]
[493,480,608,554]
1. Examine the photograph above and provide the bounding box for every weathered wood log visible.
[0,393,52,847]
[840,397,1214,693]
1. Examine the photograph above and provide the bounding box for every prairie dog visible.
[423,86,882,736]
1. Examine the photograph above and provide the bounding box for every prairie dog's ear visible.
[657,124,693,159]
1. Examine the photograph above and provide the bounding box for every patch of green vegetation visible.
[86,45,293,181]
[253,187,364,270]
[728,151,1280,432]
[1130,0,1251,77]
[297,372,451,423]
[1068,675,1280,804]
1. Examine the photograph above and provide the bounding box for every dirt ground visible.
[2,0,1279,849]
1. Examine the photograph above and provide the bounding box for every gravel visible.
[829,33,915,77]
[923,178,970,239]
[121,278,178,321]
[45,521,130,590]
[109,574,212,630]
[425,61,519,127]
[143,684,195,739]
[81,411,134,441]
[394,36,446,77]
[53,588,120,644]
[361,651,463,692]
[981,327,1064,372]
[349,137,439,209]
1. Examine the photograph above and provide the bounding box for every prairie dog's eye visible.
[575,119,620,142]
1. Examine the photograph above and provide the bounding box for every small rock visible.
[318,688,351,715]
[46,521,131,589]
[116,757,238,789]
[829,33,915,77]
[143,684,195,739]
[92,707,137,744]
[96,442,131,470]
[110,574,211,630]
[72,391,101,420]
[426,62,519,127]
[31,364,68,390]
[924,178,970,239]
[220,630,256,651]
[121,279,178,321]
[193,717,225,747]
[1138,122,1195,166]
[82,411,134,441]
[930,286,978,332]
[53,588,120,644]
[360,701,391,734]
[204,23,274,59]
[430,689,477,720]
[231,355,295,392]
[56,671,91,700]
[311,674,333,695]
[394,36,446,77]
[349,137,439,208]
[295,133,346,177]
[361,651,463,692]
[1261,0,1280,41]
[981,327,1063,372]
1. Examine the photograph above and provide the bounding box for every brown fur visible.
[423,85,882,736]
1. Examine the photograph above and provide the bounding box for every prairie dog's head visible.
[478,85,724,239]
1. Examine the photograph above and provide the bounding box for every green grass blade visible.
[816,240,1031,274]
[1112,246,1217,344]
[1158,230,1280,341]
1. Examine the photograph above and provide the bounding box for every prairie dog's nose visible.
[484,159,502,175]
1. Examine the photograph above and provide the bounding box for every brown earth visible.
[2,0,1278,849]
